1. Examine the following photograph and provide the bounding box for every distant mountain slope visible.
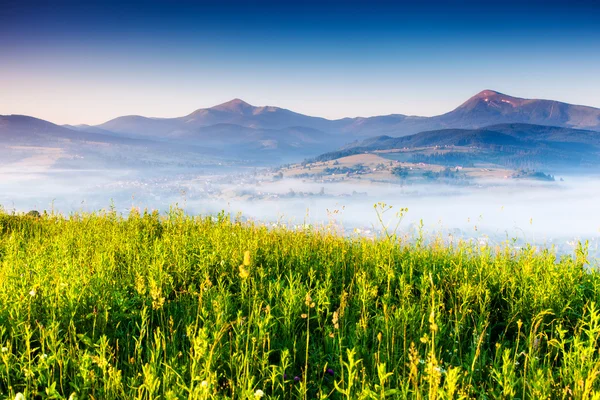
[0,115,135,144]
[96,99,335,138]
[334,90,600,137]
[436,90,600,131]
[93,90,600,141]
[0,115,225,169]
[4,89,600,167]
[315,123,600,168]
[0,114,337,167]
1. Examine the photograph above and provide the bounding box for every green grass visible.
[0,206,599,399]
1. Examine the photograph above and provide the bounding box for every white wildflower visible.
[254,389,265,398]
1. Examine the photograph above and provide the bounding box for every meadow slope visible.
[0,208,599,399]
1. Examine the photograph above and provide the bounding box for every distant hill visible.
[315,124,600,169]
[0,115,158,149]
[0,115,224,169]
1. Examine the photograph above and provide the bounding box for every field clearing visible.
[0,147,64,172]
[281,152,512,182]
[0,209,599,398]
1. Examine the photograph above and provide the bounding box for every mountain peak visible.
[473,89,502,98]
[211,98,255,113]
[456,89,524,112]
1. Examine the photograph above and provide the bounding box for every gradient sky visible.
[1,0,599,125]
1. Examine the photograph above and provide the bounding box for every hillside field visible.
[0,208,599,399]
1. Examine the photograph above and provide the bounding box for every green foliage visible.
[391,166,409,179]
[323,164,368,175]
[512,169,556,181]
[422,168,465,182]
[0,208,599,398]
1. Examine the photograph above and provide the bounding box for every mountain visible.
[436,90,600,131]
[96,99,335,138]
[0,115,132,144]
[333,90,600,137]
[314,123,600,169]
[4,90,600,168]
[93,91,600,141]
[0,114,333,169]
[0,115,222,170]
[89,99,345,159]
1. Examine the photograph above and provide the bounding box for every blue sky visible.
[1,0,599,124]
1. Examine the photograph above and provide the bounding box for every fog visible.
[1,165,599,258]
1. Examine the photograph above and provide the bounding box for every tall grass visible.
[0,206,598,399]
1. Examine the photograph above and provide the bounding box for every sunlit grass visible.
[0,206,598,399]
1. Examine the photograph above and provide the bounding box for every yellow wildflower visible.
[239,266,249,279]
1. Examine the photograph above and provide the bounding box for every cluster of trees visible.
[392,166,466,183]
[512,169,555,181]
[422,168,464,181]
[323,164,369,175]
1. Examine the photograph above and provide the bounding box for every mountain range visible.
[2,90,600,168]
[89,90,600,139]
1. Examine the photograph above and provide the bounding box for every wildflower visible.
[284,373,288,379]
[326,368,334,376]
[15,394,25,400]
[301,313,308,319]
[332,311,339,329]
[1,347,7,353]
[243,250,251,266]
[294,376,301,383]
[254,389,265,398]
[305,293,312,306]
[429,310,438,332]
[239,266,249,279]
[29,289,36,297]
[201,380,208,388]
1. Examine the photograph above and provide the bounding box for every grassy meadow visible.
[0,205,599,399]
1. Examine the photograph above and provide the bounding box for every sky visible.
[1,0,599,125]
